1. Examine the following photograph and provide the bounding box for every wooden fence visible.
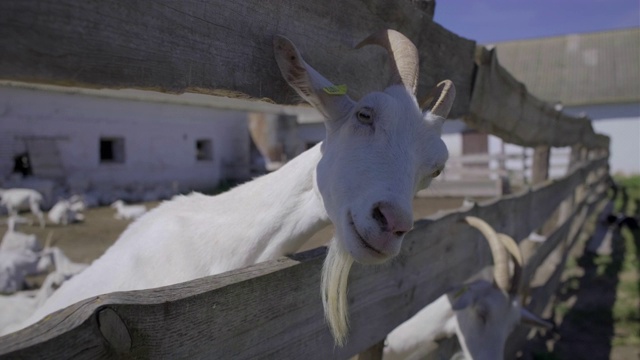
[0,0,611,358]
[422,150,572,197]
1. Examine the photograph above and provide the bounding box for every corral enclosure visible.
[0,0,611,359]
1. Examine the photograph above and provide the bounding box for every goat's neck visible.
[216,143,330,263]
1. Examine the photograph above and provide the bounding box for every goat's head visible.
[274,30,453,264]
[274,30,454,344]
[447,217,553,360]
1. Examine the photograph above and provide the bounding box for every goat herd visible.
[0,187,146,335]
[1,30,557,359]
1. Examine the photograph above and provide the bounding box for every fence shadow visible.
[550,225,624,360]
[522,214,637,360]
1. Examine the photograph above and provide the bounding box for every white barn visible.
[0,82,259,205]
[489,28,639,176]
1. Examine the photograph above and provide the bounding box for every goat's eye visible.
[432,169,442,178]
[475,306,489,325]
[356,107,374,125]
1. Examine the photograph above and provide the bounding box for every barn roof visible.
[491,27,640,107]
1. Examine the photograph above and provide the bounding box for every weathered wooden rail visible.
[0,0,611,358]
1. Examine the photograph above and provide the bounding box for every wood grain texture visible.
[0,0,475,118]
[0,157,607,359]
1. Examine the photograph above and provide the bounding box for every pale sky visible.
[435,0,640,44]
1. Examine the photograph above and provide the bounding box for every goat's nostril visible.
[372,206,388,229]
[373,202,413,235]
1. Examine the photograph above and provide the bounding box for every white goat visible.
[0,188,45,228]
[0,250,50,294]
[0,230,54,294]
[110,200,147,220]
[0,247,87,334]
[48,199,85,225]
[1,217,39,253]
[12,30,455,344]
[384,217,552,360]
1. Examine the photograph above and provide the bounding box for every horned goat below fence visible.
[8,29,456,345]
[384,217,552,360]
[0,188,45,228]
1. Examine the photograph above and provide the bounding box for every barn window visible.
[196,139,213,161]
[100,137,125,163]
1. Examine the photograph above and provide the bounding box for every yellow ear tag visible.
[453,285,469,300]
[322,84,348,95]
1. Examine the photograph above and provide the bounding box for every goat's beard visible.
[321,237,354,346]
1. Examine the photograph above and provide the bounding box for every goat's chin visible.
[337,219,399,265]
[321,238,354,346]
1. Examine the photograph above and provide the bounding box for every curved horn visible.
[420,80,456,118]
[464,216,510,292]
[356,29,419,94]
[497,233,523,295]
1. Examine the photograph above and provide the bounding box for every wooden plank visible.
[465,47,610,149]
[0,157,608,359]
[520,172,608,287]
[504,194,609,359]
[0,0,475,118]
[532,146,550,185]
[418,178,503,197]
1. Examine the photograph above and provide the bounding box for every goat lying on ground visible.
[10,30,455,344]
[0,246,87,334]
[384,217,552,360]
[0,231,54,294]
[110,200,147,220]
[1,217,39,253]
[0,189,45,228]
[48,197,85,225]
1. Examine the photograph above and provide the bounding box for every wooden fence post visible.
[531,145,550,185]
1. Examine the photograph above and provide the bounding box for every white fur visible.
[11,32,453,342]
[0,247,87,334]
[0,250,46,294]
[321,238,354,345]
[0,188,45,228]
[110,200,147,220]
[48,199,84,225]
[385,258,549,359]
[1,217,39,253]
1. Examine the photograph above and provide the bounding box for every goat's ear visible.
[520,308,553,329]
[274,35,354,124]
[421,80,456,129]
[449,285,476,311]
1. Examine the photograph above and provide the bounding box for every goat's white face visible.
[450,281,522,360]
[317,89,448,263]
[274,32,453,264]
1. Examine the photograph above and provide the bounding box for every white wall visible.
[566,103,640,175]
[0,86,250,191]
[591,118,640,175]
[441,134,463,157]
